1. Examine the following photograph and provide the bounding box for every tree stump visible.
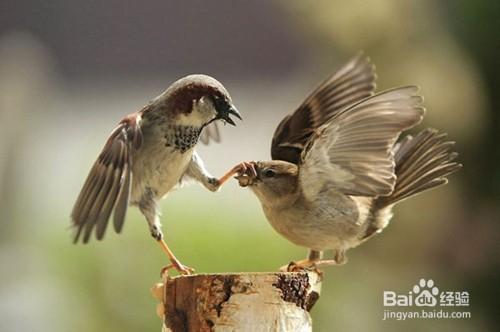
[152,272,322,332]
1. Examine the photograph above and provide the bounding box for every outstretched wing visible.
[299,86,425,201]
[71,114,142,243]
[199,122,221,144]
[271,53,377,164]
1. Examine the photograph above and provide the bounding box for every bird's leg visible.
[281,250,347,272]
[215,161,257,188]
[157,236,194,276]
[185,153,256,191]
[332,249,348,265]
[139,194,193,275]
[280,250,323,272]
[307,250,348,268]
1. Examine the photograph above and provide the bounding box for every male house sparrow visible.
[235,55,461,270]
[71,75,243,274]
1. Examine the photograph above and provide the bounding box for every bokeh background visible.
[1,1,499,331]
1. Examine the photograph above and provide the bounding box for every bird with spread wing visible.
[234,54,462,271]
[71,75,245,275]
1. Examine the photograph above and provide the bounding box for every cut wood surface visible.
[153,272,322,332]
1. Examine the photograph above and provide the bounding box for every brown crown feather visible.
[165,75,231,115]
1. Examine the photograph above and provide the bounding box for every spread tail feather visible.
[376,128,462,208]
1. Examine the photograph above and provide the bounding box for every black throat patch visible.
[164,125,202,152]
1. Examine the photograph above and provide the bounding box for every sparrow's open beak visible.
[221,105,242,126]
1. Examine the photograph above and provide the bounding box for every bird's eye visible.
[262,169,276,178]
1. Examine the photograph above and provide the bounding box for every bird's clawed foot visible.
[280,259,323,274]
[161,258,195,277]
[154,229,195,276]
[218,161,257,188]
[280,251,347,273]
[233,162,259,187]
[235,161,258,177]
[280,260,338,274]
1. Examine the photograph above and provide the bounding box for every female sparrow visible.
[234,55,461,271]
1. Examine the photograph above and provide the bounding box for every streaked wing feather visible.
[95,141,127,240]
[82,144,121,243]
[299,86,425,200]
[71,114,142,243]
[113,154,132,234]
[271,53,377,164]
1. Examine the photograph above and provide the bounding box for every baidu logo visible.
[384,278,440,307]
[413,278,439,306]
[382,278,471,321]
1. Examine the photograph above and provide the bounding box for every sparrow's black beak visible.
[221,105,242,126]
[214,97,242,126]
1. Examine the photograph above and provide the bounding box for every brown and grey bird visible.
[71,74,243,274]
[234,54,462,271]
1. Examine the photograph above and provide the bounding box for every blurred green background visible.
[1,1,499,331]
